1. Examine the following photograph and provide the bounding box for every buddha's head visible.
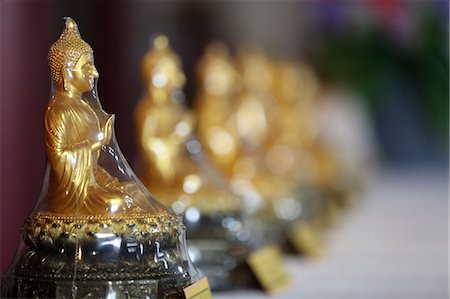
[236,46,273,92]
[197,42,238,97]
[48,18,98,93]
[141,35,185,95]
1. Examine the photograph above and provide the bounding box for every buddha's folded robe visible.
[45,95,150,214]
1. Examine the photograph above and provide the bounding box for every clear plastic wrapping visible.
[2,18,198,299]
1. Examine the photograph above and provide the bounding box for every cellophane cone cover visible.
[2,17,199,299]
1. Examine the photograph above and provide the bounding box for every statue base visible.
[2,276,189,299]
[188,239,258,290]
[184,211,262,291]
[2,212,193,298]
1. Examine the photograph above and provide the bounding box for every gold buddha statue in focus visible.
[45,18,152,215]
[1,19,198,299]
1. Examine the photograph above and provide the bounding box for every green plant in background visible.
[314,8,448,141]
[409,11,449,140]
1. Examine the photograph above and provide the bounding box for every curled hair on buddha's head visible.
[48,17,93,88]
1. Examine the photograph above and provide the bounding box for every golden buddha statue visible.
[2,18,199,299]
[135,36,240,214]
[195,45,289,196]
[196,46,257,182]
[271,60,350,230]
[195,45,340,257]
[269,61,319,185]
[194,43,274,208]
[135,35,190,188]
[194,43,240,172]
[135,36,259,290]
[45,18,153,215]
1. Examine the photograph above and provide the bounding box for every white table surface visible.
[213,167,448,299]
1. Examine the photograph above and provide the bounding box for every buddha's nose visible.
[92,67,99,78]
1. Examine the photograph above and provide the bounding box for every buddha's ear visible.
[62,66,72,91]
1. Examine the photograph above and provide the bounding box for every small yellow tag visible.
[247,245,291,294]
[289,222,322,257]
[183,277,212,299]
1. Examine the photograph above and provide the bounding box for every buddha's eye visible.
[82,62,93,72]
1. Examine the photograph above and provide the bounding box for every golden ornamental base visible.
[2,212,192,299]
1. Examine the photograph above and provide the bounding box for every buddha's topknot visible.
[48,17,93,87]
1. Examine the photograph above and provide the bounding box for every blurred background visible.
[1,0,448,296]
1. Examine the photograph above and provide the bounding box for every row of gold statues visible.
[2,18,359,298]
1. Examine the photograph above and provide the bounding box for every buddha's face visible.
[202,58,235,97]
[64,52,99,93]
[146,57,185,91]
[162,59,182,88]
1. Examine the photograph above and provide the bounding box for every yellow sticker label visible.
[183,277,212,299]
[289,222,322,257]
[247,245,291,294]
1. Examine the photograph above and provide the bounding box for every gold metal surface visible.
[45,18,153,215]
[24,211,181,250]
[18,211,185,280]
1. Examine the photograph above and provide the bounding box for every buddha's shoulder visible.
[45,97,90,116]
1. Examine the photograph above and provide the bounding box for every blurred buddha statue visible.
[2,19,199,299]
[135,36,240,214]
[271,60,352,228]
[135,35,190,188]
[195,46,272,180]
[196,45,355,256]
[135,36,257,290]
[195,45,304,249]
[233,48,273,153]
[231,49,303,226]
[195,43,240,172]
[269,61,319,186]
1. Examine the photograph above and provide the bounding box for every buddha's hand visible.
[91,115,114,151]
[102,114,114,144]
